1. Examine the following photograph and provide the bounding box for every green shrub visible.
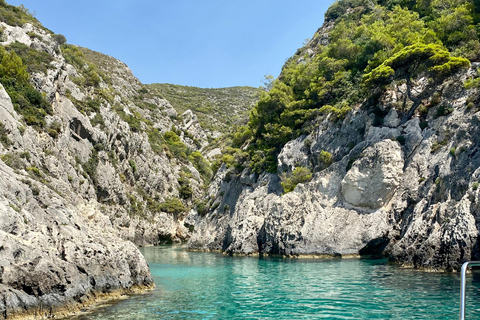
[1,152,23,169]
[61,44,105,88]
[318,150,333,169]
[436,105,454,117]
[8,41,54,74]
[281,167,313,194]
[0,121,12,147]
[70,96,101,115]
[195,199,210,216]
[431,139,448,153]
[90,112,105,129]
[53,34,67,45]
[0,47,52,129]
[0,2,43,28]
[47,121,61,138]
[159,197,186,214]
[164,130,189,160]
[129,159,137,174]
[189,151,212,181]
[26,166,42,178]
[178,169,193,199]
[148,128,166,155]
[113,104,145,132]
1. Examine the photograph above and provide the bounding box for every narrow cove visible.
[67,246,480,319]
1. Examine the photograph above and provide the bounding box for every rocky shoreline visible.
[186,66,480,272]
[5,284,154,320]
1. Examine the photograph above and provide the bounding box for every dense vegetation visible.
[0,46,52,129]
[228,0,476,173]
[0,0,45,30]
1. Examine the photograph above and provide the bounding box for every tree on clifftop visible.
[363,42,470,122]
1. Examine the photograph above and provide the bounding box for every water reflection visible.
[66,245,480,319]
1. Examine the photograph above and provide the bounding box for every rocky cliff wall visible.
[0,17,214,318]
[187,66,480,271]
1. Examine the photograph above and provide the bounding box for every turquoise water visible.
[71,246,480,319]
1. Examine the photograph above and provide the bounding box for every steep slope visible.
[187,0,480,271]
[147,83,260,136]
[0,1,258,318]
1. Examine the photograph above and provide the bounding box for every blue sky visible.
[7,1,333,88]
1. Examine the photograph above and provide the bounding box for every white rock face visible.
[188,66,480,272]
[383,108,400,128]
[0,19,215,318]
[341,140,404,209]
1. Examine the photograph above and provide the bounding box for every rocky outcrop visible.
[188,67,480,271]
[0,154,153,319]
[341,140,404,209]
[0,14,213,318]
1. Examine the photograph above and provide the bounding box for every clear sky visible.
[6,1,333,88]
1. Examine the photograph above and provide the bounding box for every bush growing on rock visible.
[0,121,12,147]
[318,150,333,169]
[0,47,52,129]
[159,197,186,214]
[280,166,313,194]
[164,130,189,160]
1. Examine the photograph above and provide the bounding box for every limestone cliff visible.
[187,1,480,271]
[0,2,258,318]
[188,65,480,271]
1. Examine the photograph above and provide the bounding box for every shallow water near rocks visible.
[70,245,480,319]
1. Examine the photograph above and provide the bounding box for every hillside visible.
[2,0,480,318]
[187,0,480,271]
[0,1,260,318]
[147,83,260,135]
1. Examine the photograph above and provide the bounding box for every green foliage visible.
[0,121,12,147]
[363,43,470,86]
[129,159,137,174]
[90,112,105,129]
[195,199,210,216]
[318,150,333,169]
[431,138,448,153]
[280,167,313,194]
[113,104,144,132]
[178,168,193,199]
[53,34,67,45]
[8,41,54,74]
[436,104,454,117]
[147,128,167,155]
[0,47,52,129]
[159,197,186,214]
[47,121,61,138]
[238,0,479,173]
[1,152,23,169]
[82,149,99,185]
[61,44,106,88]
[189,151,212,182]
[26,166,42,178]
[69,96,101,115]
[164,130,189,160]
[0,2,44,29]
[325,0,374,22]
[449,147,456,156]
[147,83,260,134]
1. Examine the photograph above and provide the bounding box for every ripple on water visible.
[66,246,480,320]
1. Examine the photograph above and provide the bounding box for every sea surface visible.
[70,245,480,319]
